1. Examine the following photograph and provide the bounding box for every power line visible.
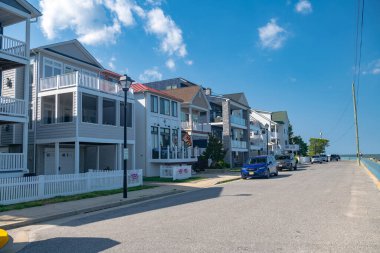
[356,0,365,106]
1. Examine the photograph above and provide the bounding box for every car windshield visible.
[312,156,319,158]
[248,157,267,164]
[275,155,290,160]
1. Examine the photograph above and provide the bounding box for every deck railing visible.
[39,71,130,97]
[181,121,211,132]
[152,146,199,160]
[231,115,246,126]
[231,140,247,149]
[0,96,26,117]
[0,34,26,58]
[0,153,24,172]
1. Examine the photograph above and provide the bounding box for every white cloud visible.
[295,0,313,15]
[369,59,380,75]
[145,0,165,6]
[108,56,116,70]
[145,8,187,57]
[78,19,121,45]
[166,58,175,70]
[139,67,163,82]
[185,60,193,66]
[258,19,288,50]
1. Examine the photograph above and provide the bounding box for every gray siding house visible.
[0,0,41,177]
[27,40,135,175]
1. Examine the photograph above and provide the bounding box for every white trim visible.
[0,2,30,19]
[36,137,135,145]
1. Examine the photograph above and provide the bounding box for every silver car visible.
[311,155,322,164]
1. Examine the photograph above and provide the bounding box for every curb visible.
[0,229,9,249]
[1,190,184,230]
[361,164,380,191]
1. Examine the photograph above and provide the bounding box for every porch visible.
[0,96,27,122]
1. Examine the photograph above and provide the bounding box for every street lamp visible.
[119,74,134,199]
[265,123,269,155]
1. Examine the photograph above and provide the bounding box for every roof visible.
[102,69,122,78]
[0,0,41,26]
[18,0,41,18]
[144,77,199,89]
[271,111,289,124]
[161,86,201,103]
[224,92,250,108]
[131,83,183,102]
[32,39,103,69]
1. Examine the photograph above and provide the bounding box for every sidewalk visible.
[0,173,240,230]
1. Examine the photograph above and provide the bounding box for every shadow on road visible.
[18,237,119,253]
[63,187,223,228]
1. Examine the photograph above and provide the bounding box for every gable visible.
[192,90,210,110]
[236,93,249,107]
[41,41,103,69]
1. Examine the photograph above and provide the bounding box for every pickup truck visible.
[275,155,297,171]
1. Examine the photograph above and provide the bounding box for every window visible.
[44,58,62,78]
[151,95,158,113]
[171,101,178,117]
[42,95,55,124]
[58,93,73,123]
[160,128,170,147]
[28,102,33,129]
[160,98,170,115]
[64,65,80,74]
[82,94,98,123]
[172,129,178,146]
[151,126,159,159]
[120,102,132,127]
[103,99,116,125]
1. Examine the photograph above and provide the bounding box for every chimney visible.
[204,87,212,96]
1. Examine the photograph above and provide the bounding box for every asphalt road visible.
[11,161,380,253]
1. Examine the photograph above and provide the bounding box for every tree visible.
[200,134,226,168]
[308,138,329,156]
[291,135,308,156]
[288,124,294,141]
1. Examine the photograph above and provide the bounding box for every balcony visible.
[231,140,247,149]
[0,34,27,59]
[151,146,199,162]
[231,115,246,127]
[181,121,211,133]
[39,71,132,97]
[0,96,26,119]
[0,153,24,172]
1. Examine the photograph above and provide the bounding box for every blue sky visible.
[5,0,380,154]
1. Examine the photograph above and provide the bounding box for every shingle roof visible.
[160,86,201,103]
[131,83,183,102]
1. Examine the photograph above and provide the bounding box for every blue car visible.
[241,155,278,179]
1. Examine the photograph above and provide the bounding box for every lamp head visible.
[119,74,135,90]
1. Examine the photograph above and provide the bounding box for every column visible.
[96,145,100,170]
[75,141,80,174]
[55,142,60,175]
[114,144,118,170]
[118,143,122,170]
[132,144,136,170]
[189,107,193,130]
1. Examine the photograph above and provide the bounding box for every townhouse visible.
[0,0,41,177]
[206,91,251,168]
[132,83,198,177]
[250,109,290,155]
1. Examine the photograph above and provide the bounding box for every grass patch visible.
[0,185,157,212]
[230,168,242,172]
[143,176,204,183]
[215,178,241,185]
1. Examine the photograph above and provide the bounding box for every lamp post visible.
[265,123,269,155]
[119,74,134,199]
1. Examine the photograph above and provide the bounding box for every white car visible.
[311,155,322,164]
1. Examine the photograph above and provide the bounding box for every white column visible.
[96,145,100,170]
[189,107,193,130]
[118,143,123,170]
[132,144,136,170]
[75,141,79,174]
[115,144,118,170]
[55,142,60,175]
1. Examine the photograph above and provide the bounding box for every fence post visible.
[38,176,45,198]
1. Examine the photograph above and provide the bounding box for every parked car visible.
[241,155,278,179]
[329,154,341,161]
[311,155,322,164]
[320,154,328,162]
[275,155,297,171]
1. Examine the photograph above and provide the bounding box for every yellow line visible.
[0,229,9,249]
[361,164,380,191]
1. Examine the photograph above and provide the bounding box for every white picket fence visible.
[0,169,143,205]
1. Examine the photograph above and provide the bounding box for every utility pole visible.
[352,82,361,165]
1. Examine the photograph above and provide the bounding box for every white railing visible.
[0,169,143,205]
[160,165,192,180]
[39,71,131,97]
[0,96,26,117]
[152,146,199,160]
[0,34,26,58]
[0,153,24,172]
[231,115,246,126]
[181,121,211,132]
[231,140,247,149]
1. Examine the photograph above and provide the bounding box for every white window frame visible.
[43,57,62,78]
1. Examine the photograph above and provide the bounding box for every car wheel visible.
[241,176,247,180]
[275,168,279,176]
[294,164,297,170]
